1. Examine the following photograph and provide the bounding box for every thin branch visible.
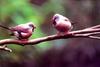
[88,36,100,40]
[87,25,100,29]
[0,45,12,52]
[0,24,100,52]
[0,34,72,45]
[82,32,100,36]
[71,28,100,34]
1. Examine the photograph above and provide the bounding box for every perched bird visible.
[52,14,72,34]
[0,22,36,40]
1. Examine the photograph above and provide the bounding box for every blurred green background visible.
[0,0,100,67]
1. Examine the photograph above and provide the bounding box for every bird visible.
[0,22,36,40]
[52,14,73,35]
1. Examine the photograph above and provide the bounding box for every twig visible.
[86,25,100,29]
[0,45,12,52]
[0,24,100,52]
[88,36,100,40]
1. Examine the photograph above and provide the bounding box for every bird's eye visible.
[29,24,34,28]
[64,19,68,21]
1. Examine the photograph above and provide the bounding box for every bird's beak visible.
[34,26,36,29]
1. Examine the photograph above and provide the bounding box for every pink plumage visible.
[52,14,72,34]
[10,22,36,40]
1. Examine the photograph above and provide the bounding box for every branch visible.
[0,24,100,52]
[0,45,12,52]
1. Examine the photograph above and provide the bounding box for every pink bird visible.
[52,14,73,34]
[0,22,36,40]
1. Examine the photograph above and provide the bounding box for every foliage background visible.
[0,0,100,67]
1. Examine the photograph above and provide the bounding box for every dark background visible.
[0,0,100,67]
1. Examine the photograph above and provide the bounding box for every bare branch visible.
[87,25,100,29]
[0,45,12,52]
[0,24,100,52]
[82,32,100,36]
[0,34,72,45]
[71,28,100,34]
[88,36,100,40]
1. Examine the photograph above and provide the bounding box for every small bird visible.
[0,22,36,40]
[52,14,72,34]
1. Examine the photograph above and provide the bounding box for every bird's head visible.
[52,14,70,25]
[27,22,36,31]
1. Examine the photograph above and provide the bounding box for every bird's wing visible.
[10,25,29,33]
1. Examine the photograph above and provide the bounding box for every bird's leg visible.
[57,32,62,35]
[17,31,23,40]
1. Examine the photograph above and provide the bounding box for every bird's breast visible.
[55,21,72,32]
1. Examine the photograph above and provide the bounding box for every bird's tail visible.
[0,24,11,30]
